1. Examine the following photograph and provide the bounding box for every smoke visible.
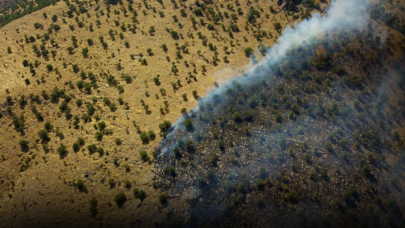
[159,0,374,150]
[151,0,400,226]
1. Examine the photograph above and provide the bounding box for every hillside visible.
[155,26,405,227]
[152,0,405,227]
[0,0,326,227]
[0,0,404,227]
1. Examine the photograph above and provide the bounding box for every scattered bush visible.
[158,194,167,203]
[77,179,84,190]
[134,188,146,200]
[140,150,149,161]
[87,144,97,154]
[244,47,253,56]
[159,121,172,132]
[73,143,80,152]
[114,192,126,207]
[140,131,149,143]
[37,129,49,142]
[124,180,132,189]
[19,139,29,151]
[108,178,115,188]
[148,130,156,140]
[170,30,179,39]
[362,164,371,174]
[57,144,67,158]
[184,118,193,131]
[82,48,89,57]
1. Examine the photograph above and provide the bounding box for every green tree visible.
[77,179,84,190]
[57,144,67,158]
[148,130,156,140]
[170,30,179,39]
[134,188,146,200]
[362,164,371,175]
[73,142,80,152]
[38,129,49,142]
[82,47,89,57]
[184,118,193,131]
[46,64,53,71]
[140,131,149,143]
[19,139,29,151]
[139,150,149,161]
[67,46,74,54]
[161,44,168,52]
[244,47,253,56]
[158,194,167,203]
[114,192,127,207]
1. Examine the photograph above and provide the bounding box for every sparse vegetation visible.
[114,192,126,207]
[0,0,404,227]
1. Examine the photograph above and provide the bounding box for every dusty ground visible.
[0,0,322,226]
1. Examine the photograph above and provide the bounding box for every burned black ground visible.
[154,29,405,227]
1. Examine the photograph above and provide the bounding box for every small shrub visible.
[57,144,67,158]
[362,164,371,174]
[170,30,179,39]
[82,47,89,57]
[37,129,49,141]
[134,188,146,200]
[46,64,53,71]
[96,147,104,155]
[77,137,85,146]
[148,130,156,140]
[108,178,115,188]
[161,44,168,52]
[139,150,149,161]
[184,118,193,131]
[197,176,206,186]
[114,192,126,207]
[124,180,132,189]
[87,144,97,154]
[244,47,253,56]
[185,140,194,152]
[140,131,149,143]
[273,22,282,32]
[158,194,167,203]
[77,179,84,190]
[19,140,29,151]
[95,131,103,141]
[73,143,80,152]
[255,195,264,207]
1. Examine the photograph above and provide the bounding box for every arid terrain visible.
[0,0,404,227]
